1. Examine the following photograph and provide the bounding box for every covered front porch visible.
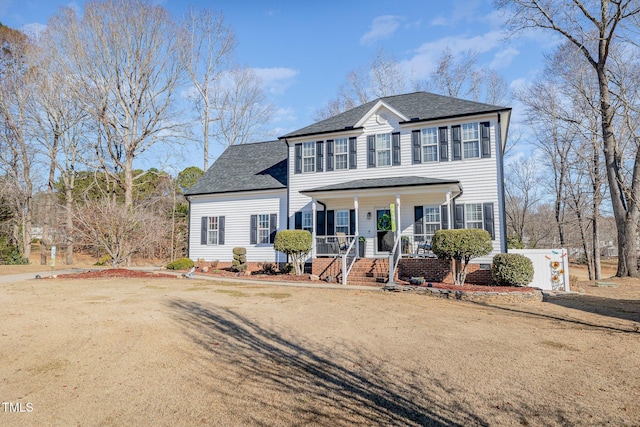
[299,176,462,285]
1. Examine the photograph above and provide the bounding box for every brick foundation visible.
[397,259,493,285]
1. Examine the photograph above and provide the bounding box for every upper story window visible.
[375,134,391,166]
[334,138,348,170]
[421,128,438,162]
[462,123,480,159]
[302,141,315,172]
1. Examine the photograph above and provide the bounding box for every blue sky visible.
[0,0,555,170]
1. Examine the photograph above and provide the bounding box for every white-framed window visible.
[302,211,313,232]
[335,138,348,170]
[302,141,315,172]
[258,214,271,243]
[375,133,391,166]
[421,128,438,162]
[423,206,441,237]
[465,203,483,229]
[462,123,479,159]
[336,210,350,235]
[207,216,219,245]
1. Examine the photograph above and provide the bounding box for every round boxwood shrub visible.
[492,253,534,287]
[166,257,195,270]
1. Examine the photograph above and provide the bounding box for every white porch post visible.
[311,199,317,256]
[354,196,359,257]
[395,193,401,238]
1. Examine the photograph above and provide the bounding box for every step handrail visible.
[341,236,358,285]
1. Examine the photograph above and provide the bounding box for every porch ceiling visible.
[300,176,462,199]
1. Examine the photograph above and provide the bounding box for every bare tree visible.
[505,158,541,245]
[496,0,640,276]
[47,0,184,209]
[73,198,166,267]
[0,25,36,261]
[181,8,235,170]
[211,67,274,148]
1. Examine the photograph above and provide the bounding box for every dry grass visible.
[0,274,638,426]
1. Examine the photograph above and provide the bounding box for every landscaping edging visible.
[383,284,543,304]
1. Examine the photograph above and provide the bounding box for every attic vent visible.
[410,117,420,121]
[344,126,354,130]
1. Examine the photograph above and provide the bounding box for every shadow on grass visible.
[168,299,486,426]
[543,293,640,324]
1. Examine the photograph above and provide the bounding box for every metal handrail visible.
[341,236,358,285]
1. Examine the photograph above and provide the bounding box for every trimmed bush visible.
[232,247,247,272]
[492,253,534,287]
[431,229,493,285]
[166,257,194,270]
[273,230,312,275]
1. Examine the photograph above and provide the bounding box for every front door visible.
[376,208,393,253]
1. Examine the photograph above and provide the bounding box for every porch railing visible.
[315,235,355,257]
[399,234,437,258]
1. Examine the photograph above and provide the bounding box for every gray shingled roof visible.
[185,140,287,196]
[301,176,460,194]
[281,91,509,139]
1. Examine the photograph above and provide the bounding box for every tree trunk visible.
[65,185,74,265]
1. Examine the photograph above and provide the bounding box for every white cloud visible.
[430,15,449,26]
[21,22,46,38]
[251,67,298,95]
[399,31,505,80]
[490,47,519,69]
[271,107,297,123]
[360,15,402,44]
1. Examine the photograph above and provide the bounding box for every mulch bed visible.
[55,269,176,279]
[50,268,536,293]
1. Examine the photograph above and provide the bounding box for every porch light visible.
[367,212,372,220]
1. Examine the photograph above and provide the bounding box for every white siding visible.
[287,106,504,260]
[188,190,287,263]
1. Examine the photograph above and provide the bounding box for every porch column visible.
[311,199,317,256]
[446,191,452,229]
[395,194,401,239]
[353,196,359,235]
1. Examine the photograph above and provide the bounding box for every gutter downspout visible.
[497,112,508,253]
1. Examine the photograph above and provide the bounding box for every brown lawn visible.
[0,261,638,426]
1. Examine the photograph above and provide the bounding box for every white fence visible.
[509,248,570,291]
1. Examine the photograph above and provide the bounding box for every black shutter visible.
[294,143,302,174]
[367,135,376,168]
[294,212,302,230]
[452,125,461,161]
[250,215,257,244]
[219,216,225,245]
[269,213,277,243]
[316,211,326,236]
[326,140,334,171]
[440,206,448,230]
[349,209,356,236]
[392,132,401,166]
[326,210,335,236]
[316,141,324,172]
[454,203,465,229]
[349,137,357,169]
[483,202,495,239]
[201,217,208,245]
[412,130,421,164]
[414,206,424,240]
[481,122,491,158]
[439,126,449,162]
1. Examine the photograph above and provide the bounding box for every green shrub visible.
[273,230,312,275]
[492,253,534,287]
[0,238,29,265]
[431,229,493,285]
[166,257,194,270]
[232,247,247,272]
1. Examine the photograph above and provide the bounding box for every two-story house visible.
[186,92,511,285]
